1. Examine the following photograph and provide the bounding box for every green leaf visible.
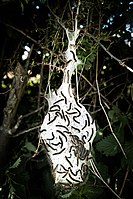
[94,129,103,142]
[96,134,118,156]
[108,106,120,122]
[87,52,96,63]
[10,158,21,169]
[69,183,104,199]
[25,141,36,152]
[8,185,15,199]
[40,0,46,4]
[23,0,30,3]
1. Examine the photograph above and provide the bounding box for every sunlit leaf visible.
[9,158,21,169]
[8,185,15,199]
[25,141,36,152]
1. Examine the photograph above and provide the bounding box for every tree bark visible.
[0,45,33,167]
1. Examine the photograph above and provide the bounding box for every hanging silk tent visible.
[40,27,96,187]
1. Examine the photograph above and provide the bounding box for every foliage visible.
[96,134,119,156]
[0,0,133,199]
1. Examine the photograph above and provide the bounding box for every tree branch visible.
[0,45,34,135]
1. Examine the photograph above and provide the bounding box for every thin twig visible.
[68,0,74,30]
[0,88,12,95]
[88,33,133,73]
[90,159,122,199]
[75,0,80,32]
[106,82,125,97]
[119,167,129,196]
[75,0,80,102]
[78,71,110,108]
[37,59,44,109]
[20,106,44,120]
[12,125,41,137]
[95,50,127,159]
[47,4,66,31]
[11,104,44,134]
[1,21,39,45]
[99,42,133,73]
[0,21,54,53]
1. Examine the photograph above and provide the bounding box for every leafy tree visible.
[0,0,133,198]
